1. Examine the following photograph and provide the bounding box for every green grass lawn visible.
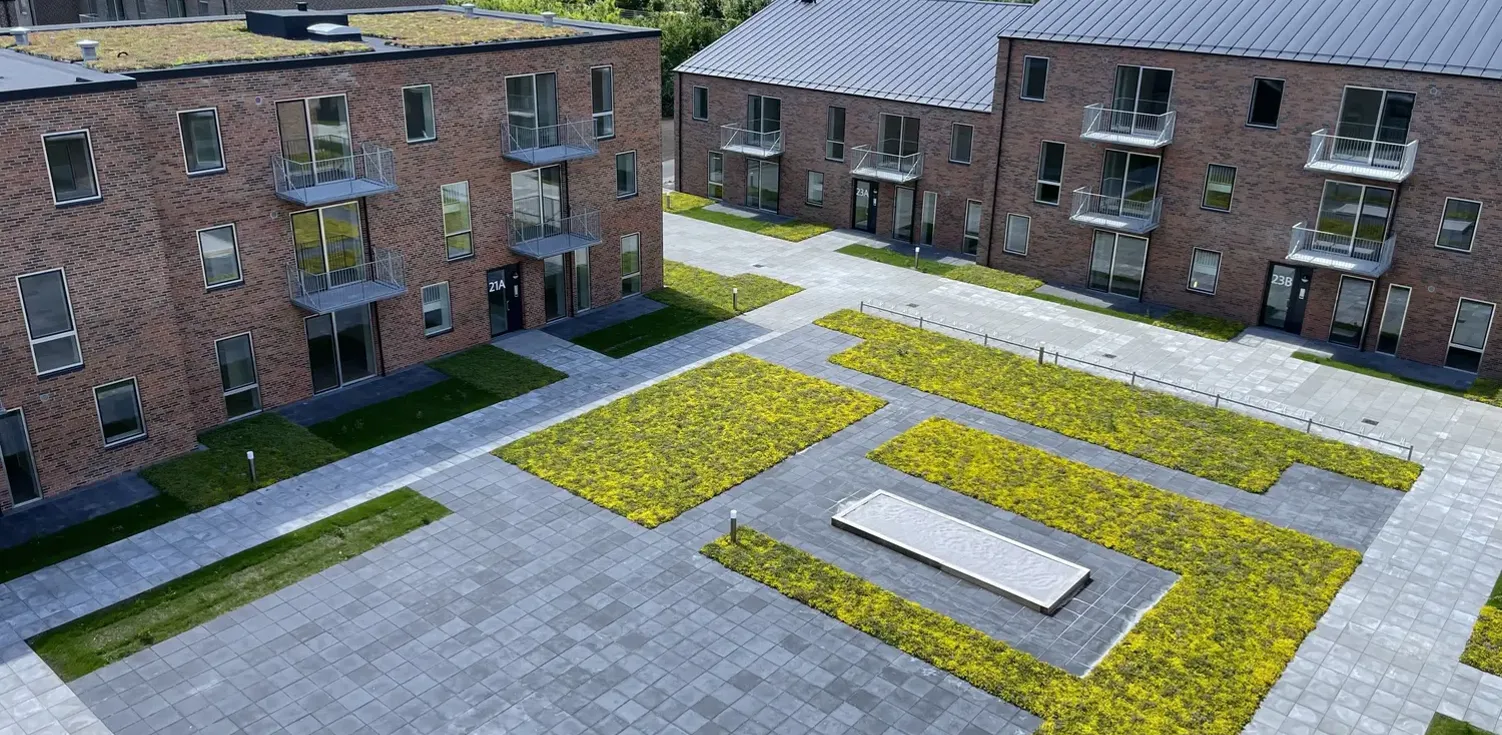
[496,353,884,527]
[28,488,449,681]
[663,192,832,242]
[569,261,801,358]
[707,417,1361,735]
[1430,714,1497,735]
[816,310,1421,492]
[835,243,1246,341]
[1292,351,1502,408]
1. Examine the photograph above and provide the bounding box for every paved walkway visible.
[2,213,1502,734]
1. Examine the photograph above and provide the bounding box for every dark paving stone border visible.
[0,472,158,550]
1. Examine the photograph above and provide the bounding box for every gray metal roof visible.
[675,0,1029,112]
[1001,0,1502,80]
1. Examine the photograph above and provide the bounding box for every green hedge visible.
[496,353,883,526]
[816,310,1421,492]
[704,417,1358,734]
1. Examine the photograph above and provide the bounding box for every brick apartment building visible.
[675,0,1502,380]
[0,6,662,512]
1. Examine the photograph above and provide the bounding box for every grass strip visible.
[817,309,1421,491]
[496,353,883,527]
[569,261,800,357]
[835,243,1245,341]
[1292,351,1502,408]
[28,488,449,681]
[664,193,832,242]
[1429,714,1497,735]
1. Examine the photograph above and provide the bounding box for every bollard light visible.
[247,450,257,484]
[732,287,739,312]
[730,509,738,544]
[913,246,920,269]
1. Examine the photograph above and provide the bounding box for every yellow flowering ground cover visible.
[815,309,1421,492]
[706,417,1362,735]
[351,11,576,47]
[0,22,368,71]
[1460,574,1502,675]
[495,354,884,527]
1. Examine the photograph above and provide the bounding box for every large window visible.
[746,160,778,212]
[1201,164,1236,212]
[1448,299,1496,372]
[441,182,473,260]
[403,85,436,143]
[422,282,452,336]
[707,152,724,199]
[511,166,563,243]
[1036,141,1065,205]
[1101,149,1161,219]
[1187,248,1221,294]
[806,171,824,207]
[1314,181,1395,259]
[963,200,982,255]
[879,114,919,161]
[949,124,974,164]
[275,94,352,186]
[1246,78,1284,128]
[94,378,145,447]
[1003,214,1030,256]
[178,108,225,175]
[616,151,638,198]
[291,201,363,279]
[1021,56,1049,101]
[17,269,82,375]
[1089,231,1149,299]
[1436,198,1482,252]
[825,106,846,161]
[1329,276,1375,348]
[691,86,709,121]
[505,73,559,151]
[1335,86,1416,170]
[621,233,641,296]
[591,66,615,139]
[216,333,261,419]
[198,224,243,289]
[1376,284,1411,355]
[43,130,100,204]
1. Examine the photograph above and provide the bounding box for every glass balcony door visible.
[305,305,376,394]
[276,95,352,187]
[1111,66,1173,134]
[507,73,560,151]
[746,160,779,212]
[1100,150,1160,219]
[878,114,920,161]
[1089,230,1149,299]
[0,409,41,507]
[1315,181,1394,258]
[511,166,566,242]
[1329,276,1376,348]
[1335,87,1415,168]
[746,94,782,149]
[291,201,363,288]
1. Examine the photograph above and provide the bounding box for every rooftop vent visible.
[10,27,29,46]
[541,11,555,26]
[245,8,352,39]
[461,2,475,17]
[76,39,98,61]
[307,22,361,41]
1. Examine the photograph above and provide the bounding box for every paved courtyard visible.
[4,213,1502,734]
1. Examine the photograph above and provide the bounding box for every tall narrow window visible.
[1036,141,1065,205]
[1436,198,1482,252]
[441,182,473,259]
[198,224,243,289]
[94,378,145,447]
[616,151,638,198]
[1329,276,1375,348]
[707,152,724,199]
[806,171,825,207]
[216,333,261,419]
[575,248,591,312]
[591,66,615,139]
[403,85,436,143]
[1448,299,1496,372]
[691,86,709,121]
[1247,78,1284,128]
[43,130,99,204]
[894,187,916,242]
[1376,285,1411,355]
[963,200,982,255]
[17,269,82,375]
[1021,57,1049,101]
[621,234,641,296]
[178,108,225,174]
[920,191,937,245]
[1201,164,1236,212]
[1004,214,1030,255]
[949,124,974,164]
[0,410,41,507]
[825,106,846,161]
[1187,249,1220,294]
[422,282,452,336]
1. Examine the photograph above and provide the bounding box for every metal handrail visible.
[271,140,395,195]
[1289,223,1397,265]
[1071,186,1162,227]
[849,144,924,180]
[287,245,404,302]
[855,301,1416,462]
[507,209,601,248]
[719,122,784,155]
[1081,104,1176,146]
[1306,128,1418,179]
[503,117,597,156]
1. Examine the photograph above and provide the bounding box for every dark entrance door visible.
[852,179,878,233]
[1262,263,1313,333]
[488,265,523,337]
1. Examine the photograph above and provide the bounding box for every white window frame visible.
[591,65,615,140]
[16,267,83,376]
[1448,298,1497,372]
[1435,197,1483,253]
[422,281,452,337]
[616,151,638,198]
[197,223,244,290]
[806,170,824,207]
[93,377,146,448]
[691,86,709,121]
[948,123,974,165]
[1375,283,1412,356]
[621,232,642,295]
[707,152,724,200]
[1246,77,1285,129]
[1201,163,1236,213]
[441,181,473,261]
[215,332,261,419]
[177,107,226,176]
[1186,248,1221,295]
[1020,56,1050,101]
[41,129,101,206]
[1035,140,1065,206]
[402,84,437,144]
[1003,213,1030,256]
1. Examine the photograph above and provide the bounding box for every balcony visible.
[1069,187,1161,234]
[719,123,783,158]
[1304,129,1418,183]
[287,245,406,314]
[1080,104,1176,148]
[271,142,396,207]
[1287,223,1395,277]
[502,118,598,166]
[849,145,923,184]
[509,210,602,259]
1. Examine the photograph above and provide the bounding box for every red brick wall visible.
[989,39,1502,376]
[0,34,661,507]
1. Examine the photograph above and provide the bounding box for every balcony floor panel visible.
[511,231,603,260]
[1303,160,1409,183]
[503,144,598,166]
[1080,130,1170,148]
[1068,212,1157,235]
[277,178,397,207]
[719,143,781,159]
[1285,250,1390,277]
[850,166,920,184]
[292,280,406,314]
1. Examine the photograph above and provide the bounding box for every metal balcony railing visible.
[1304,129,1418,183]
[719,123,784,158]
[1080,104,1176,148]
[271,140,396,207]
[1069,187,1162,234]
[287,244,406,314]
[1287,223,1396,277]
[849,143,923,183]
[508,210,602,259]
[502,118,599,166]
